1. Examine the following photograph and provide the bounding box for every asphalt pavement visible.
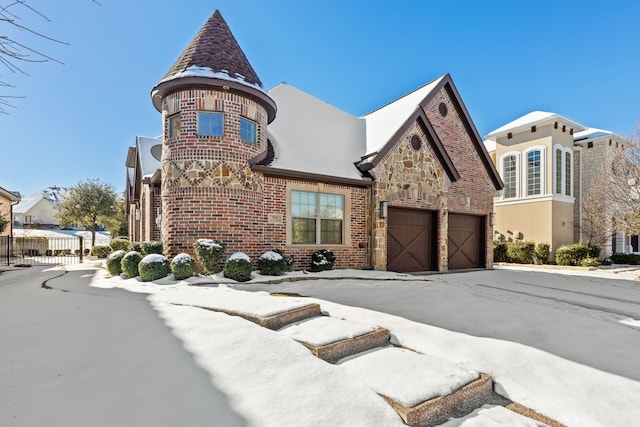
[0,266,246,427]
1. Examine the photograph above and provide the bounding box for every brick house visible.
[484,111,634,257]
[126,10,503,272]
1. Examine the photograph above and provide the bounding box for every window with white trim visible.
[555,149,562,194]
[526,150,542,196]
[502,154,518,198]
[565,152,572,196]
[291,190,344,245]
[553,146,573,197]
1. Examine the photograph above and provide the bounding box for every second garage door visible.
[448,213,485,269]
[387,208,437,273]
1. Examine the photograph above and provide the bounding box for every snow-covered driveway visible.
[236,266,640,382]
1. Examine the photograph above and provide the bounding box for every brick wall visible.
[262,175,371,270]
[160,87,269,259]
[424,88,496,268]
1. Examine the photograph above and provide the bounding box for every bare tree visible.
[581,122,640,246]
[0,1,100,114]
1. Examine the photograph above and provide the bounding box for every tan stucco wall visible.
[495,199,575,256]
[0,195,12,236]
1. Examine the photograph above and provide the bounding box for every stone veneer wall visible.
[424,88,495,268]
[262,175,371,270]
[160,88,268,259]
[370,121,449,270]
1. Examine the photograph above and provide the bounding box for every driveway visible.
[0,266,245,427]
[236,266,640,381]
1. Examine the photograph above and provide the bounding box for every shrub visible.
[193,239,226,274]
[83,248,91,255]
[580,257,600,267]
[587,243,601,259]
[555,243,590,266]
[129,242,143,253]
[171,253,196,280]
[140,240,163,256]
[493,240,507,262]
[110,238,131,252]
[138,254,170,282]
[610,252,640,265]
[535,242,551,264]
[75,249,81,255]
[506,241,535,264]
[258,251,288,276]
[274,249,294,271]
[106,250,125,276]
[121,251,143,279]
[223,252,253,282]
[92,245,111,258]
[310,249,336,272]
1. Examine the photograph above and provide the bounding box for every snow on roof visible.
[266,83,366,181]
[160,65,267,95]
[362,76,445,155]
[13,187,68,214]
[573,127,614,142]
[0,186,20,202]
[486,111,586,139]
[137,136,162,178]
[483,139,496,153]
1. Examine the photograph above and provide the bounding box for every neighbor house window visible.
[555,149,562,194]
[502,155,518,198]
[240,118,256,143]
[168,113,180,139]
[198,112,224,136]
[565,152,572,196]
[527,150,541,196]
[291,190,344,245]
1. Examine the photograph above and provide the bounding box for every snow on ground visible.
[87,266,640,426]
[439,405,548,427]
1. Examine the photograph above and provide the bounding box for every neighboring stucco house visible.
[0,186,21,236]
[485,111,632,257]
[12,187,68,229]
[126,10,503,272]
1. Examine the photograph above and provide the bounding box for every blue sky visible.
[2,0,639,196]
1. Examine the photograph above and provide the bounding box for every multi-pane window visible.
[198,112,224,136]
[502,155,518,198]
[291,190,344,245]
[565,152,572,196]
[168,113,180,139]
[240,118,256,143]
[555,149,562,194]
[527,150,541,196]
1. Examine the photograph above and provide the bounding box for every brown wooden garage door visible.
[387,208,437,273]
[448,213,485,269]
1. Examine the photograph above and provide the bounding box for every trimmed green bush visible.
[83,248,91,255]
[106,250,125,276]
[257,251,288,276]
[555,243,590,266]
[92,246,110,258]
[171,253,196,280]
[587,244,601,259]
[223,252,253,282]
[129,242,143,253]
[535,242,551,264]
[193,239,226,274]
[506,241,535,264]
[310,249,336,272]
[110,238,131,252]
[610,252,640,265]
[138,254,170,282]
[493,240,507,262]
[121,251,143,279]
[141,240,163,256]
[580,257,600,267]
[274,249,294,271]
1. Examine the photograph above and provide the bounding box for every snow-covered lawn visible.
[86,265,640,426]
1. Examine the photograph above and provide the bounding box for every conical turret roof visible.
[160,10,263,88]
[151,10,276,122]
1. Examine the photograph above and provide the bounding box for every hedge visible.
[193,239,225,274]
[106,250,125,276]
[310,249,335,272]
[138,254,170,282]
[121,251,143,279]
[223,252,252,282]
[171,253,196,280]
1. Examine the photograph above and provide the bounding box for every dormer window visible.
[240,117,256,143]
[198,112,224,136]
